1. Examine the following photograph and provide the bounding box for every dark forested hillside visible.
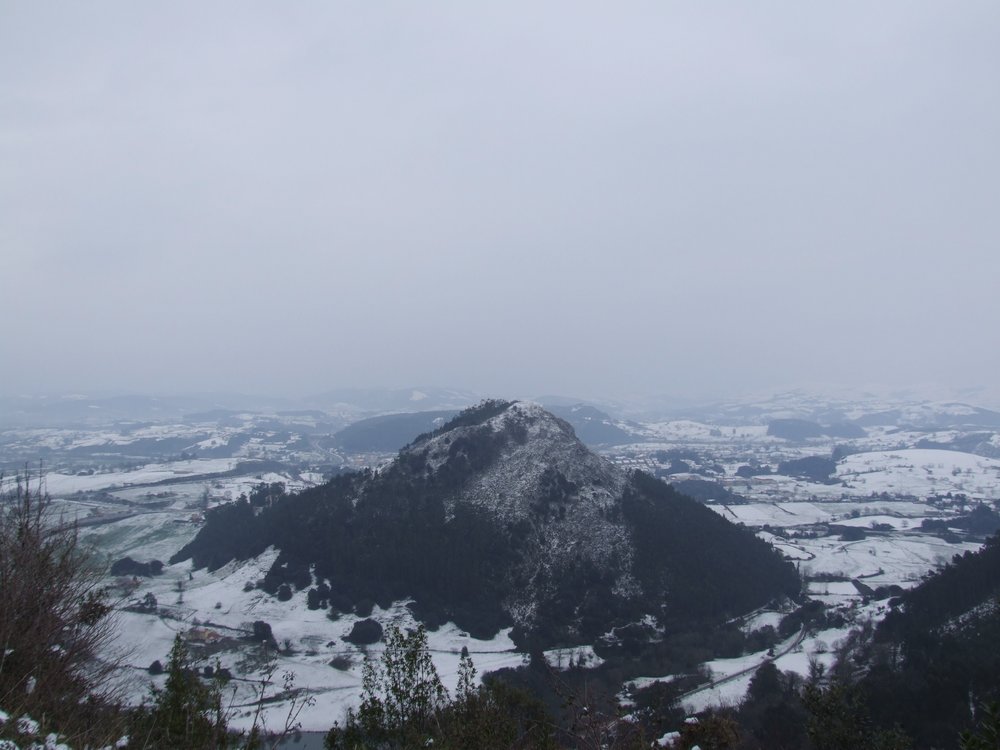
[171,401,799,648]
[624,472,799,622]
[855,533,1000,748]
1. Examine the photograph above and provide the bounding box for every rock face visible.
[403,402,638,632]
[173,401,799,647]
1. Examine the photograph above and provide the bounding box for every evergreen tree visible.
[803,679,909,750]
[326,625,555,749]
[129,634,229,749]
[327,625,447,748]
[960,702,1000,750]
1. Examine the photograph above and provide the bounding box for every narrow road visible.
[675,625,807,705]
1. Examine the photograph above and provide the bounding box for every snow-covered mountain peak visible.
[477,399,575,438]
[399,400,624,520]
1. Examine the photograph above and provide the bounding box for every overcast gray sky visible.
[2,2,998,402]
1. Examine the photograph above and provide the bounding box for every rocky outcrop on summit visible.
[172,400,798,647]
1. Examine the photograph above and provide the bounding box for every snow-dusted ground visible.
[801,534,980,587]
[80,511,201,562]
[627,622,855,715]
[108,552,527,733]
[675,597,900,715]
[714,448,1000,505]
[740,610,784,633]
[712,500,940,528]
[636,422,774,443]
[722,494,970,526]
[712,498,982,586]
[35,459,239,496]
[837,449,1000,499]
[1,422,230,452]
[627,624,843,713]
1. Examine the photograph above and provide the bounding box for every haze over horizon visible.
[3,3,998,401]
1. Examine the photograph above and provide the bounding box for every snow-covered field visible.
[107,551,527,733]
[715,501,982,586]
[713,500,940,528]
[798,534,980,588]
[637,421,774,443]
[80,511,201,561]
[712,449,1000,506]
[837,449,1000,499]
[34,459,239,496]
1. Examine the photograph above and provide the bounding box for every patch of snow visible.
[741,611,783,633]
[656,730,681,747]
[542,645,603,670]
[109,555,529,733]
[41,459,239,496]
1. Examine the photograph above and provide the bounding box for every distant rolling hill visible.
[330,410,458,453]
[545,403,638,446]
[306,386,478,414]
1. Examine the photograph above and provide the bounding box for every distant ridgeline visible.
[171,400,798,648]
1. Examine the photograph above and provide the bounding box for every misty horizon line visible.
[3,381,999,408]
